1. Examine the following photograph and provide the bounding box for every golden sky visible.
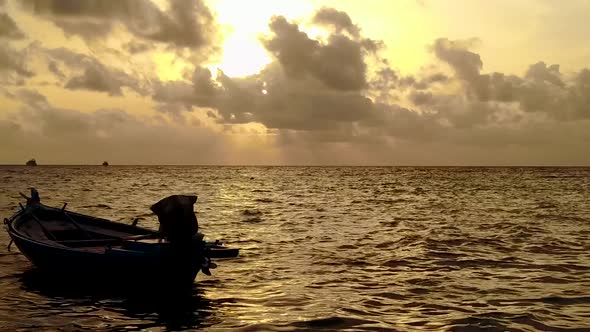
[0,0,589,165]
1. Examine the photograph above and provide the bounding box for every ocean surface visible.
[0,166,589,331]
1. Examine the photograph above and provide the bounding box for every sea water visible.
[0,166,588,331]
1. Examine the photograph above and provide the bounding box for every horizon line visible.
[1,164,589,168]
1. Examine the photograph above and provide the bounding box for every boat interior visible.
[13,206,156,251]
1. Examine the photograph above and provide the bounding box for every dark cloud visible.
[0,12,25,39]
[433,37,507,101]
[54,20,113,40]
[433,37,590,120]
[123,41,152,54]
[0,42,33,84]
[153,66,218,109]
[44,47,146,95]
[262,15,377,91]
[262,17,319,78]
[416,73,449,88]
[409,91,433,105]
[48,60,65,79]
[65,63,127,96]
[433,38,482,82]
[561,68,590,119]
[525,61,564,87]
[312,7,360,37]
[133,0,217,49]
[21,0,219,50]
[155,62,378,133]
[368,64,448,99]
[16,88,49,108]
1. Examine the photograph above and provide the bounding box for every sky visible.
[0,0,589,165]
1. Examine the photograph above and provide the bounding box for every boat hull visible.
[6,206,204,286]
[10,233,200,284]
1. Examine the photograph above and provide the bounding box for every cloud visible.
[134,0,217,49]
[433,38,482,82]
[153,11,390,135]
[54,19,113,40]
[262,15,378,91]
[21,0,219,50]
[0,12,25,39]
[123,40,152,54]
[42,47,147,95]
[64,64,127,96]
[0,42,34,84]
[154,62,379,134]
[312,7,360,38]
[433,37,590,120]
[47,60,65,79]
[0,89,272,165]
[525,61,564,87]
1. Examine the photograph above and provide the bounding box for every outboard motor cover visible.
[150,195,198,243]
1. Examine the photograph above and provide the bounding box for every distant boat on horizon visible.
[102,161,109,167]
[26,159,37,166]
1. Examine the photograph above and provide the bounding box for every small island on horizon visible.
[26,159,37,166]
[102,161,109,166]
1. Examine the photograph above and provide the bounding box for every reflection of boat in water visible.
[5,190,239,287]
[102,161,109,166]
[25,159,37,166]
[18,267,215,330]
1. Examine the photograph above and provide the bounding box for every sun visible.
[214,33,272,78]
[210,0,313,78]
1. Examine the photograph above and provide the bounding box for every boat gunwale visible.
[6,204,156,254]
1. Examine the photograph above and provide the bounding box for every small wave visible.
[374,292,405,300]
[337,244,357,250]
[450,312,584,331]
[251,189,271,193]
[366,198,408,205]
[535,213,588,223]
[375,241,395,249]
[80,204,112,209]
[434,258,522,269]
[382,259,411,268]
[535,200,558,209]
[538,296,590,305]
[291,316,377,330]
[242,216,263,223]
[242,209,262,216]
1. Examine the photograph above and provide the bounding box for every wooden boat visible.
[4,195,238,286]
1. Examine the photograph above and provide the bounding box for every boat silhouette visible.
[5,190,239,288]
